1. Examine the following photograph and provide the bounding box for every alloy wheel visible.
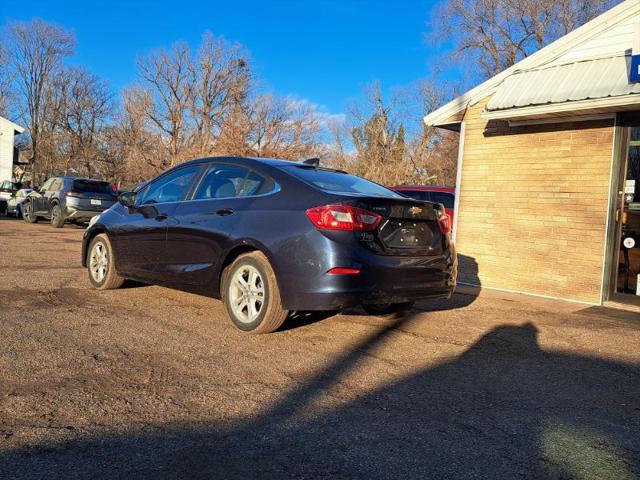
[89,241,109,283]
[228,265,265,323]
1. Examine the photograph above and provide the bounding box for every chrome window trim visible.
[188,162,280,202]
[179,183,281,203]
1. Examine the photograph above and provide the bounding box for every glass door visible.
[614,126,640,298]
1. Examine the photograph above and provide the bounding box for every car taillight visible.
[306,205,382,231]
[437,211,452,235]
[64,190,79,197]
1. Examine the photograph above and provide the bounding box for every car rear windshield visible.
[285,166,403,198]
[73,180,114,194]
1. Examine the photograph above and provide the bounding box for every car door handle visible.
[215,208,234,216]
[155,213,168,221]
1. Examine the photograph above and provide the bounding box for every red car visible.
[390,185,456,222]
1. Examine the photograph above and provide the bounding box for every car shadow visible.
[2,315,638,479]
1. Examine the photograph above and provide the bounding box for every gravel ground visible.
[0,216,639,480]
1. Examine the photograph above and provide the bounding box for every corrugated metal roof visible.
[486,55,640,111]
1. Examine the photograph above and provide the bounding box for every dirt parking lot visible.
[1,216,639,479]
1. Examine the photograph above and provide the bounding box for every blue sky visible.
[6,0,454,118]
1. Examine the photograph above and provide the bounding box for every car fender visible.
[217,238,283,296]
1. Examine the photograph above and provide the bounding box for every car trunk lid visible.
[343,196,447,256]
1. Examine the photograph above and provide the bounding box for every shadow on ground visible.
[2,256,639,479]
[2,321,639,479]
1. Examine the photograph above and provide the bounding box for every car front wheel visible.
[87,234,124,290]
[222,252,289,333]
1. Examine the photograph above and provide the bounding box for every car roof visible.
[180,156,316,168]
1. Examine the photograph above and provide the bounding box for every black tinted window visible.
[286,167,402,198]
[396,190,430,201]
[430,192,455,209]
[139,166,200,204]
[73,180,113,194]
[194,164,248,200]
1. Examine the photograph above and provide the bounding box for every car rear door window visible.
[238,171,277,196]
[193,164,249,200]
[430,192,455,209]
[138,166,200,205]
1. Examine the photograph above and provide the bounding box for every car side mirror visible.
[118,191,136,208]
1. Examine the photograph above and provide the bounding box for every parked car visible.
[390,185,456,223]
[22,177,118,228]
[82,157,457,333]
[5,188,33,218]
[0,180,18,214]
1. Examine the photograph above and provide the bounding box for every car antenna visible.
[301,157,320,167]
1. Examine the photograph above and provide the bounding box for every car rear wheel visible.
[222,252,289,333]
[50,203,65,228]
[87,234,124,290]
[362,301,415,316]
[22,201,38,223]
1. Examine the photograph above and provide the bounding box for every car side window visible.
[193,164,249,200]
[239,171,277,196]
[137,166,200,205]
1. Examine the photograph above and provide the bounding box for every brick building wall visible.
[456,97,614,303]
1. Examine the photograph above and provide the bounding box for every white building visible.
[0,116,24,183]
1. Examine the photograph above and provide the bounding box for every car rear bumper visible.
[64,204,114,221]
[278,247,458,311]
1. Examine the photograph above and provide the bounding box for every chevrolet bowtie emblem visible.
[409,206,422,216]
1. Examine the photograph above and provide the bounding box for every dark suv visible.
[23,177,118,228]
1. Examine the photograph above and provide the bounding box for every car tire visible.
[22,201,38,223]
[362,301,415,316]
[222,251,289,334]
[50,203,65,228]
[87,233,125,290]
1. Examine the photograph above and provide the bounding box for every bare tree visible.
[113,87,164,182]
[137,42,194,166]
[328,80,458,186]
[4,19,75,184]
[0,44,14,117]
[217,95,322,159]
[188,32,250,156]
[432,0,618,78]
[50,67,113,177]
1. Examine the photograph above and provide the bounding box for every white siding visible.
[0,117,24,183]
[0,123,15,183]
[546,14,639,66]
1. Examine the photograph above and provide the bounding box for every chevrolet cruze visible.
[82,157,457,333]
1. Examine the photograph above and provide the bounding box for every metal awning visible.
[486,55,640,113]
